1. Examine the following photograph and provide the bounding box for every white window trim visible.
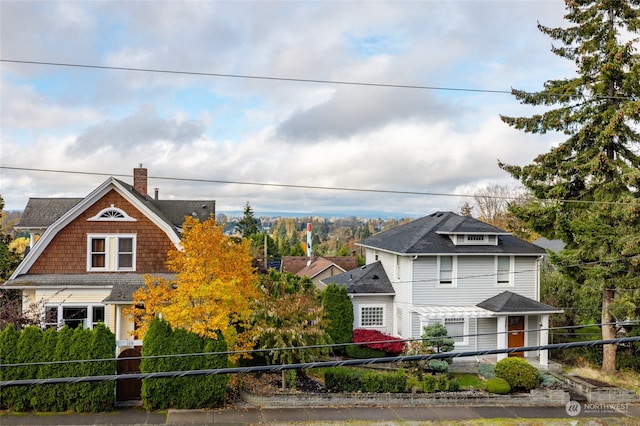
[359,304,386,328]
[43,304,106,330]
[88,205,136,222]
[87,234,137,272]
[496,255,514,287]
[437,255,457,288]
[420,317,469,347]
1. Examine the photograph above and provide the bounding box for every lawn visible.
[452,373,486,390]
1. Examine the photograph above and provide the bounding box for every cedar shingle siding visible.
[28,190,173,274]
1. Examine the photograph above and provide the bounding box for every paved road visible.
[2,403,639,425]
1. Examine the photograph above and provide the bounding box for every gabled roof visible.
[320,261,395,295]
[8,177,214,279]
[281,255,359,275]
[357,211,545,255]
[295,257,345,279]
[14,198,83,229]
[476,291,562,314]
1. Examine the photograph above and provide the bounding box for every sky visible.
[0,0,574,217]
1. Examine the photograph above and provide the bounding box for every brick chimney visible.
[133,164,148,197]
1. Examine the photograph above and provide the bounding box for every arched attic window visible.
[88,205,136,222]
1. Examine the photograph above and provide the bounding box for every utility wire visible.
[0,59,513,95]
[3,320,638,369]
[2,337,639,388]
[2,59,637,101]
[1,165,638,206]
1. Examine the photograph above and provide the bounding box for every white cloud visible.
[1,0,579,216]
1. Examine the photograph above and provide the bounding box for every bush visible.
[352,329,406,355]
[494,357,540,391]
[345,344,385,359]
[323,367,407,393]
[141,318,229,409]
[422,374,437,393]
[477,363,495,379]
[485,378,511,395]
[425,359,449,373]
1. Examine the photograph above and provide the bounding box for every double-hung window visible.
[497,256,512,286]
[87,234,136,271]
[438,256,455,287]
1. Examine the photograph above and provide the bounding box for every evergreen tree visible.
[321,284,354,354]
[236,201,260,238]
[499,0,640,373]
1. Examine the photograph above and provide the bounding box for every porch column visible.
[497,316,507,361]
[115,305,122,342]
[539,314,549,367]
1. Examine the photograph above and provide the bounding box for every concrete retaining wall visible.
[240,388,570,408]
[552,374,638,403]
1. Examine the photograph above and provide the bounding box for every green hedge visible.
[0,324,115,412]
[345,344,385,359]
[323,367,407,393]
[140,318,229,409]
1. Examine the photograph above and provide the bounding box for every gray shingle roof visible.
[15,181,215,231]
[320,261,395,294]
[357,211,546,255]
[3,273,171,287]
[476,291,562,313]
[15,198,83,228]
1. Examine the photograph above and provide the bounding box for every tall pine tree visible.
[236,201,260,238]
[499,0,640,373]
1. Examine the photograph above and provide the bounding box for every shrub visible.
[425,359,449,373]
[477,363,495,379]
[485,378,511,395]
[422,374,437,393]
[494,357,540,391]
[345,343,385,359]
[352,329,406,355]
[323,367,407,393]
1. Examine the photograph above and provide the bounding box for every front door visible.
[507,316,525,357]
[116,348,142,401]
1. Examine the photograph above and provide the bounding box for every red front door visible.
[507,316,525,357]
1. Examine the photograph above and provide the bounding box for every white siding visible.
[412,255,540,305]
[351,295,394,336]
[477,318,498,351]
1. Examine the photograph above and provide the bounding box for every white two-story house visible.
[322,211,562,367]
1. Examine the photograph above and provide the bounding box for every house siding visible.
[412,255,539,306]
[477,317,498,351]
[352,294,394,336]
[28,190,175,274]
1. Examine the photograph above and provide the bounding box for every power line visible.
[3,320,638,369]
[0,59,514,95]
[1,165,637,206]
[2,59,636,102]
[2,337,639,388]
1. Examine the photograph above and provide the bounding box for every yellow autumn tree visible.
[126,216,261,354]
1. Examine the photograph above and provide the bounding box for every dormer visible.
[437,232,509,246]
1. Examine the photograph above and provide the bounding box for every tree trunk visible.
[601,288,616,374]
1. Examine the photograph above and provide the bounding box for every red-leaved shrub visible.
[352,329,406,355]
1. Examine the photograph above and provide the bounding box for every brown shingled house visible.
[3,166,215,401]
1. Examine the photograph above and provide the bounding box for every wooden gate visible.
[116,348,142,401]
